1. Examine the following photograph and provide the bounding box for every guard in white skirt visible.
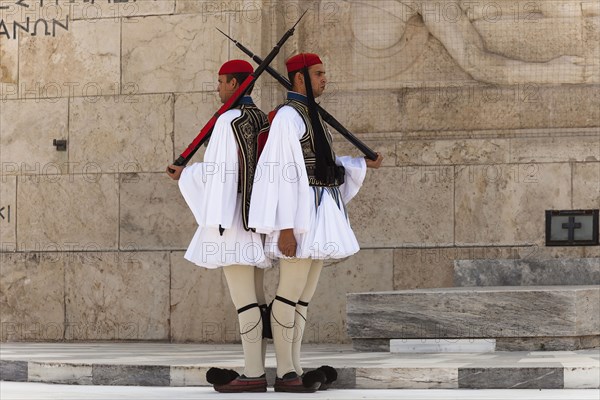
[248,53,384,392]
[167,60,272,393]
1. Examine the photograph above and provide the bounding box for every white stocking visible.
[292,260,323,375]
[271,258,312,378]
[254,267,267,367]
[223,264,264,378]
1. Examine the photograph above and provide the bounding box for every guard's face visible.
[217,74,238,103]
[308,64,327,98]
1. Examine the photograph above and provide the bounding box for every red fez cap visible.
[218,60,254,75]
[285,53,323,73]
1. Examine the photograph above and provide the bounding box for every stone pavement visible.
[2,382,599,400]
[1,343,598,390]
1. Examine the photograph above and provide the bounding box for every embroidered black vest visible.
[230,97,269,231]
[280,93,344,187]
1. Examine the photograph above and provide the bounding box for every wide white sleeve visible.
[336,155,367,204]
[178,110,240,229]
[178,162,207,226]
[249,107,311,235]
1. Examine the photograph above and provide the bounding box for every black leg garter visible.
[259,304,272,339]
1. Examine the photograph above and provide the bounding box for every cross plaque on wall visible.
[545,210,599,246]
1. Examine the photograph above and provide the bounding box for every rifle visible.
[217,29,378,161]
[168,10,307,173]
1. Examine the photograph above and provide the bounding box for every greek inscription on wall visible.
[0,0,137,39]
[0,205,10,222]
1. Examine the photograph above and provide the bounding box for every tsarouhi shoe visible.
[274,371,325,393]
[213,374,267,393]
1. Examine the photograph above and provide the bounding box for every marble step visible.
[1,343,598,389]
[454,258,600,287]
[347,286,600,351]
[390,339,496,353]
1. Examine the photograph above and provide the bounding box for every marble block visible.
[352,339,391,352]
[347,286,600,340]
[0,0,169,22]
[394,246,523,290]
[0,360,27,381]
[404,85,599,132]
[573,162,600,209]
[16,174,118,251]
[0,175,16,246]
[455,163,571,246]
[585,250,600,259]
[29,362,92,385]
[390,339,496,353]
[332,139,397,168]
[170,366,212,387]
[510,136,600,163]
[65,252,170,340]
[394,247,455,290]
[175,0,262,14]
[0,37,18,82]
[583,16,600,84]
[0,99,69,175]
[0,253,65,341]
[496,335,600,351]
[19,19,120,99]
[174,92,221,161]
[70,0,175,20]
[355,367,457,389]
[454,258,600,287]
[458,367,563,389]
[120,173,197,250]
[323,85,600,134]
[564,365,600,389]
[226,6,266,75]
[170,252,238,342]
[92,364,170,386]
[473,17,584,62]
[519,86,600,127]
[122,13,224,94]
[69,94,173,174]
[320,91,405,134]
[531,246,591,259]
[348,167,454,248]
[122,11,263,94]
[397,139,509,166]
[0,37,18,100]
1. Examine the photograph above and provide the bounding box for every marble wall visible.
[1,0,599,343]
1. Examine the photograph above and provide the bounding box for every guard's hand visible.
[166,164,184,180]
[366,153,383,169]
[278,229,297,257]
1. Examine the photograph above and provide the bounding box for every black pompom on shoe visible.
[302,369,326,388]
[316,365,337,390]
[206,367,239,385]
